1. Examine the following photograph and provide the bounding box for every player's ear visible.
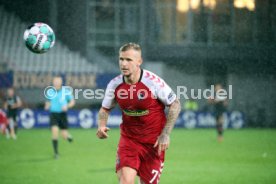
[138,58,143,66]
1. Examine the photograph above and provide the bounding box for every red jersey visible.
[0,110,8,125]
[102,69,176,144]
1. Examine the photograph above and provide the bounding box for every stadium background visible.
[0,1,276,184]
[0,0,275,128]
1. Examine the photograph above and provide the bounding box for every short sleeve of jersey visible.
[16,96,21,103]
[102,75,123,109]
[156,81,176,106]
[142,70,176,106]
[64,88,73,102]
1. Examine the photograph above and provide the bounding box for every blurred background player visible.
[45,76,75,159]
[208,84,228,142]
[96,43,181,184]
[0,109,10,139]
[3,87,22,139]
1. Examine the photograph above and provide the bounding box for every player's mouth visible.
[121,68,129,72]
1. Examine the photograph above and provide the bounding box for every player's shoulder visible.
[0,109,5,115]
[142,69,166,88]
[107,74,123,89]
[62,87,72,94]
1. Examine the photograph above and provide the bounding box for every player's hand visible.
[11,104,17,109]
[154,133,170,155]
[62,105,68,112]
[96,126,110,139]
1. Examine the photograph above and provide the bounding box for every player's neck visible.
[55,86,62,90]
[124,68,141,85]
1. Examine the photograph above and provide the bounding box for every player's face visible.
[119,49,142,77]
[53,77,62,90]
[7,89,14,97]
[215,84,223,92]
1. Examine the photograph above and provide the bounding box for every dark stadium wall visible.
[0,0,87,57]
[0,0,50,25]
[56,0,87,56]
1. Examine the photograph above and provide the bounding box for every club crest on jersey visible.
[138,92,146,100]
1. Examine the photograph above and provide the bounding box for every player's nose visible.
[120,60,128,67]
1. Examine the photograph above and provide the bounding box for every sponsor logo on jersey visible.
[168,91,175,101]
[123,109,149,116]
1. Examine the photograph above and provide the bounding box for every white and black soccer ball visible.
[23,23,55,54]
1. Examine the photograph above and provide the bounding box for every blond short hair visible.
[119,42,141,54]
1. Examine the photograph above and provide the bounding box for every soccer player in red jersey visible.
[96,43,181,184]
[0,109,9,138]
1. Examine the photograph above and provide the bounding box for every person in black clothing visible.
[208,84,227,142]
[4,87,22,139]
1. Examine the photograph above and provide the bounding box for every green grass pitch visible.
[0,129,276,184]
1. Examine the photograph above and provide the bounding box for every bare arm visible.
[154,99,181,154]
[67,99,75,108]
[44,101,50,110]
[61,99,75,112]
[162,99,181,135]
[96,107,111,139]
[15,97,22,108]
[3,102,8,110]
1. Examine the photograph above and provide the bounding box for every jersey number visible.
[149,169,159,183]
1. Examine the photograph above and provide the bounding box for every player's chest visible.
[114,83,154,110]
[7,98,16,105]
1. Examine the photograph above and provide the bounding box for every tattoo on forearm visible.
[163,99,181,135]
[98,109,109,126]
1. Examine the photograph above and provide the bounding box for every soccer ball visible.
[23,23,55,54]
